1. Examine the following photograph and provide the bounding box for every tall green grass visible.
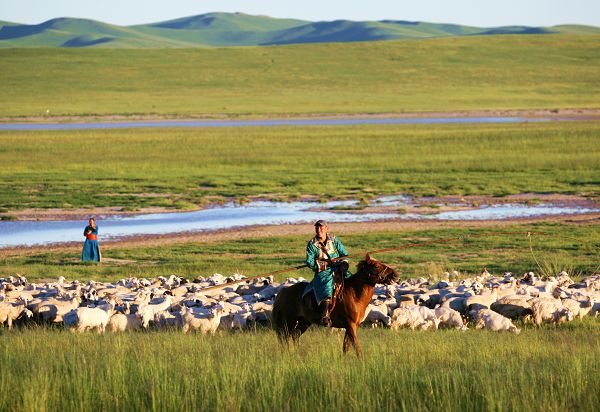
[0,324,598,411]
[1,121,598,210]
[1,35,599,117]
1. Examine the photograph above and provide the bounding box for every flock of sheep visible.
[1,270,599,335]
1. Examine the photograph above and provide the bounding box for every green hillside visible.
[0,13,599,48]
[1,34,599,118]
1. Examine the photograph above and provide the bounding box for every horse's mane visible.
[350,254,397,285]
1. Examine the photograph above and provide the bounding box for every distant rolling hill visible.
[1,12,599,48]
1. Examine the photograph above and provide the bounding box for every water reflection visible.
[0,199,597,248]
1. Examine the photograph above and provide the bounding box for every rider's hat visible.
[314,220,328,227]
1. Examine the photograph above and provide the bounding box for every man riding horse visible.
[304,220,350,326]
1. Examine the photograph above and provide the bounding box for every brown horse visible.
[272,255,399,356]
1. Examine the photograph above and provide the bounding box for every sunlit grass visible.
[1,121,598,211]
[1,35,600,117]
[0,322,598,411]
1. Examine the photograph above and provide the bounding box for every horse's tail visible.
[271,291,288,339]
[271,282,307,343]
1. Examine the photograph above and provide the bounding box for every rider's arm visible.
[306,241,320,272]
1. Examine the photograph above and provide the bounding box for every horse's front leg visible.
[343,325,361,357]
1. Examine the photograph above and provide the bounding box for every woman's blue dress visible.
[82,225,101,262]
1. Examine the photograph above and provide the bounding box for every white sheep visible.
[561,296,594,319]
[530,298,574,325]
[362,304,391,327]
[391,306,438,330]
[138,295,173,328]
[434,307,467,331]
[69,303,115,333]
[182,303,226,334]
[490,295,534,320]
[0,299,32,329]
[470,309,520,334]
[108,312,143,332]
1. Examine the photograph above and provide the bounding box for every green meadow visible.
[0,324,598,412]
[2,224,598,282]
[1,121,599,212]
[1,35,600,118]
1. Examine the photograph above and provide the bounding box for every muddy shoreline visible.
[2,107,600,124]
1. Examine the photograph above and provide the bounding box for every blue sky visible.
[3,0,600,27]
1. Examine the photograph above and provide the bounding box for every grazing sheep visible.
[434,307,467,331]
[490,295,534,320]
[530,299,574,325]
[465,288,498,312]
[108,312,143,332]
[0,299,32,329]
[36,296,81,323]
[69,303,115,333]
[391,306,438,330]
[561,296,593,319]
[154,310,183,329]
[138,295,173,328]
[439,296,468,316]
[362,304,391,327]
[470,309,520,334]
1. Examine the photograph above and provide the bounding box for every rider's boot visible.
[319,298,332,327]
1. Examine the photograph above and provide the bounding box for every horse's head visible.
[356,254,400,285]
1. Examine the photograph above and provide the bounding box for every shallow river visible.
[0,197,597,248]
[0,116,558,131]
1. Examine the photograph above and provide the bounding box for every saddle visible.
[302,267,346,321]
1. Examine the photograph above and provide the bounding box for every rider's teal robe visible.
[305,234,349,304]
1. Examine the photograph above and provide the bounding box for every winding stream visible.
[0,197,597,248]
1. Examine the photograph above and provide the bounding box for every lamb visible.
[434,307,467,331]
[470,309,520,334]
[181,304,226,334]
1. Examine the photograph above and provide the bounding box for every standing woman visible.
[82,217,101,263]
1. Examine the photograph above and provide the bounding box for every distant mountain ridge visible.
[1,12,599,48]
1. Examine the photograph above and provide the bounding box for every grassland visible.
[1,121,599,212]
[2,223,598,283]
[1,35,600,117]
[0,323,598,412]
